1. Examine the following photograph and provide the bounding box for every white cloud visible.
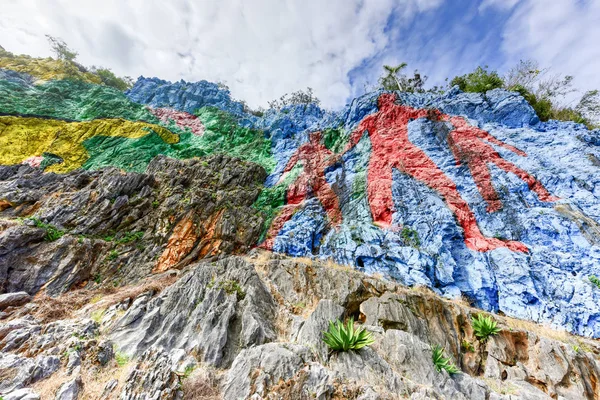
[499,0,600,105]
[0,0,442,109]
[479,0,519,12]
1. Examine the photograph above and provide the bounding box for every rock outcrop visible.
[1,253,598,399]
[0,155,265,295]
[1,49,600,399]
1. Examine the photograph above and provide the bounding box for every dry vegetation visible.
[30,361,133,400]
[181,368,222,400]
[249,249,600,354]
[11,272,178,323]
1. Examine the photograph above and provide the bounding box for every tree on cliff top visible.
[43,35,133,91]
[450,66,504,93]
[267,87,321,110]
[379,63,427,93]
[45,35,78,62]
[89,66,134,91]
[449,60,598,128]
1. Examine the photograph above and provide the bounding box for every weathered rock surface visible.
[111,257,277,368]
[2,62,600,338]
[0,292,30,310]
[54,376,83,400]
[1,55,600,398]
[0,154,265,297]
[0,253,599,399]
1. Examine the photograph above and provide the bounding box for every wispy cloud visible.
[1,0,598,109]
[0,0,442,109]
[499,0,600,104]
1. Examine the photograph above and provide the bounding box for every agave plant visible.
[322,317,375,352]
[431,345,460,375]
[471,314,501,342]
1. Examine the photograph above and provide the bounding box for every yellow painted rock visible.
[0,116,179,173]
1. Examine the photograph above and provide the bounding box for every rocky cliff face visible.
[1,253,599,399]
[1,50,600,399]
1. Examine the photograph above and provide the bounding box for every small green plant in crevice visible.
[589,275,600,289]
[115,351,129,367]
[152,200,160,209]
[400,226,420,247]
[217,280,245,300]
[431,345,460,375]
[291,301,306,313]
[208,279,245,301]
[107,250,119,261]
[90,308,106,324]
[461,340,475,353]
[572,344,580,353]
[183,365,196,379]
[115,231,144,245]
[93,273,103,284]
[471,314,501,342]
[29,218,65,242]
[322,317,375,352]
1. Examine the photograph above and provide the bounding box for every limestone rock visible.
[110,257,277,368]
[119,348,182,400]
[295,299,344,360]
[95,340,114,366]
[0,155,266,296]
[3,388,40,400]
[54,376,83,400]
[0,292,30,310]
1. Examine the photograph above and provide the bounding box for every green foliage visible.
[268,87,321,110]
[29,218,65,242]
[46,35,78,62]
[322,317,375,352]
[450,66,504,93]
[90,66,134,91]
[209,279,245,300]
[215,280,246,300]
[432,345,460,375]
[471,314,501,342]
[509,84,553,121]
[379,63,427,93]
[115,231,144,245]
[461,340,475,353]
[107,250,119,261]
[183,365,196,378]
[589,275,600,289]
[379,63,407,91]
[400,226,420,247]
[115,351,129,367]
[93,273,103,284]
[505,60,598,127]
[576,90,600,128]
[152,200,160,208]
[551,107,591,126]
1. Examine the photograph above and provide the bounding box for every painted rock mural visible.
[1,62,600,340]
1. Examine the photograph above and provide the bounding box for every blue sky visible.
[347,0,516,98]
[1,0,599,109]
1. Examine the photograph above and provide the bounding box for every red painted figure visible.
[343,93,528,252]
[444,115,558,213]
[261,131,342,250]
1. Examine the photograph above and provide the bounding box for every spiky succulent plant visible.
[322,317,375,352]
